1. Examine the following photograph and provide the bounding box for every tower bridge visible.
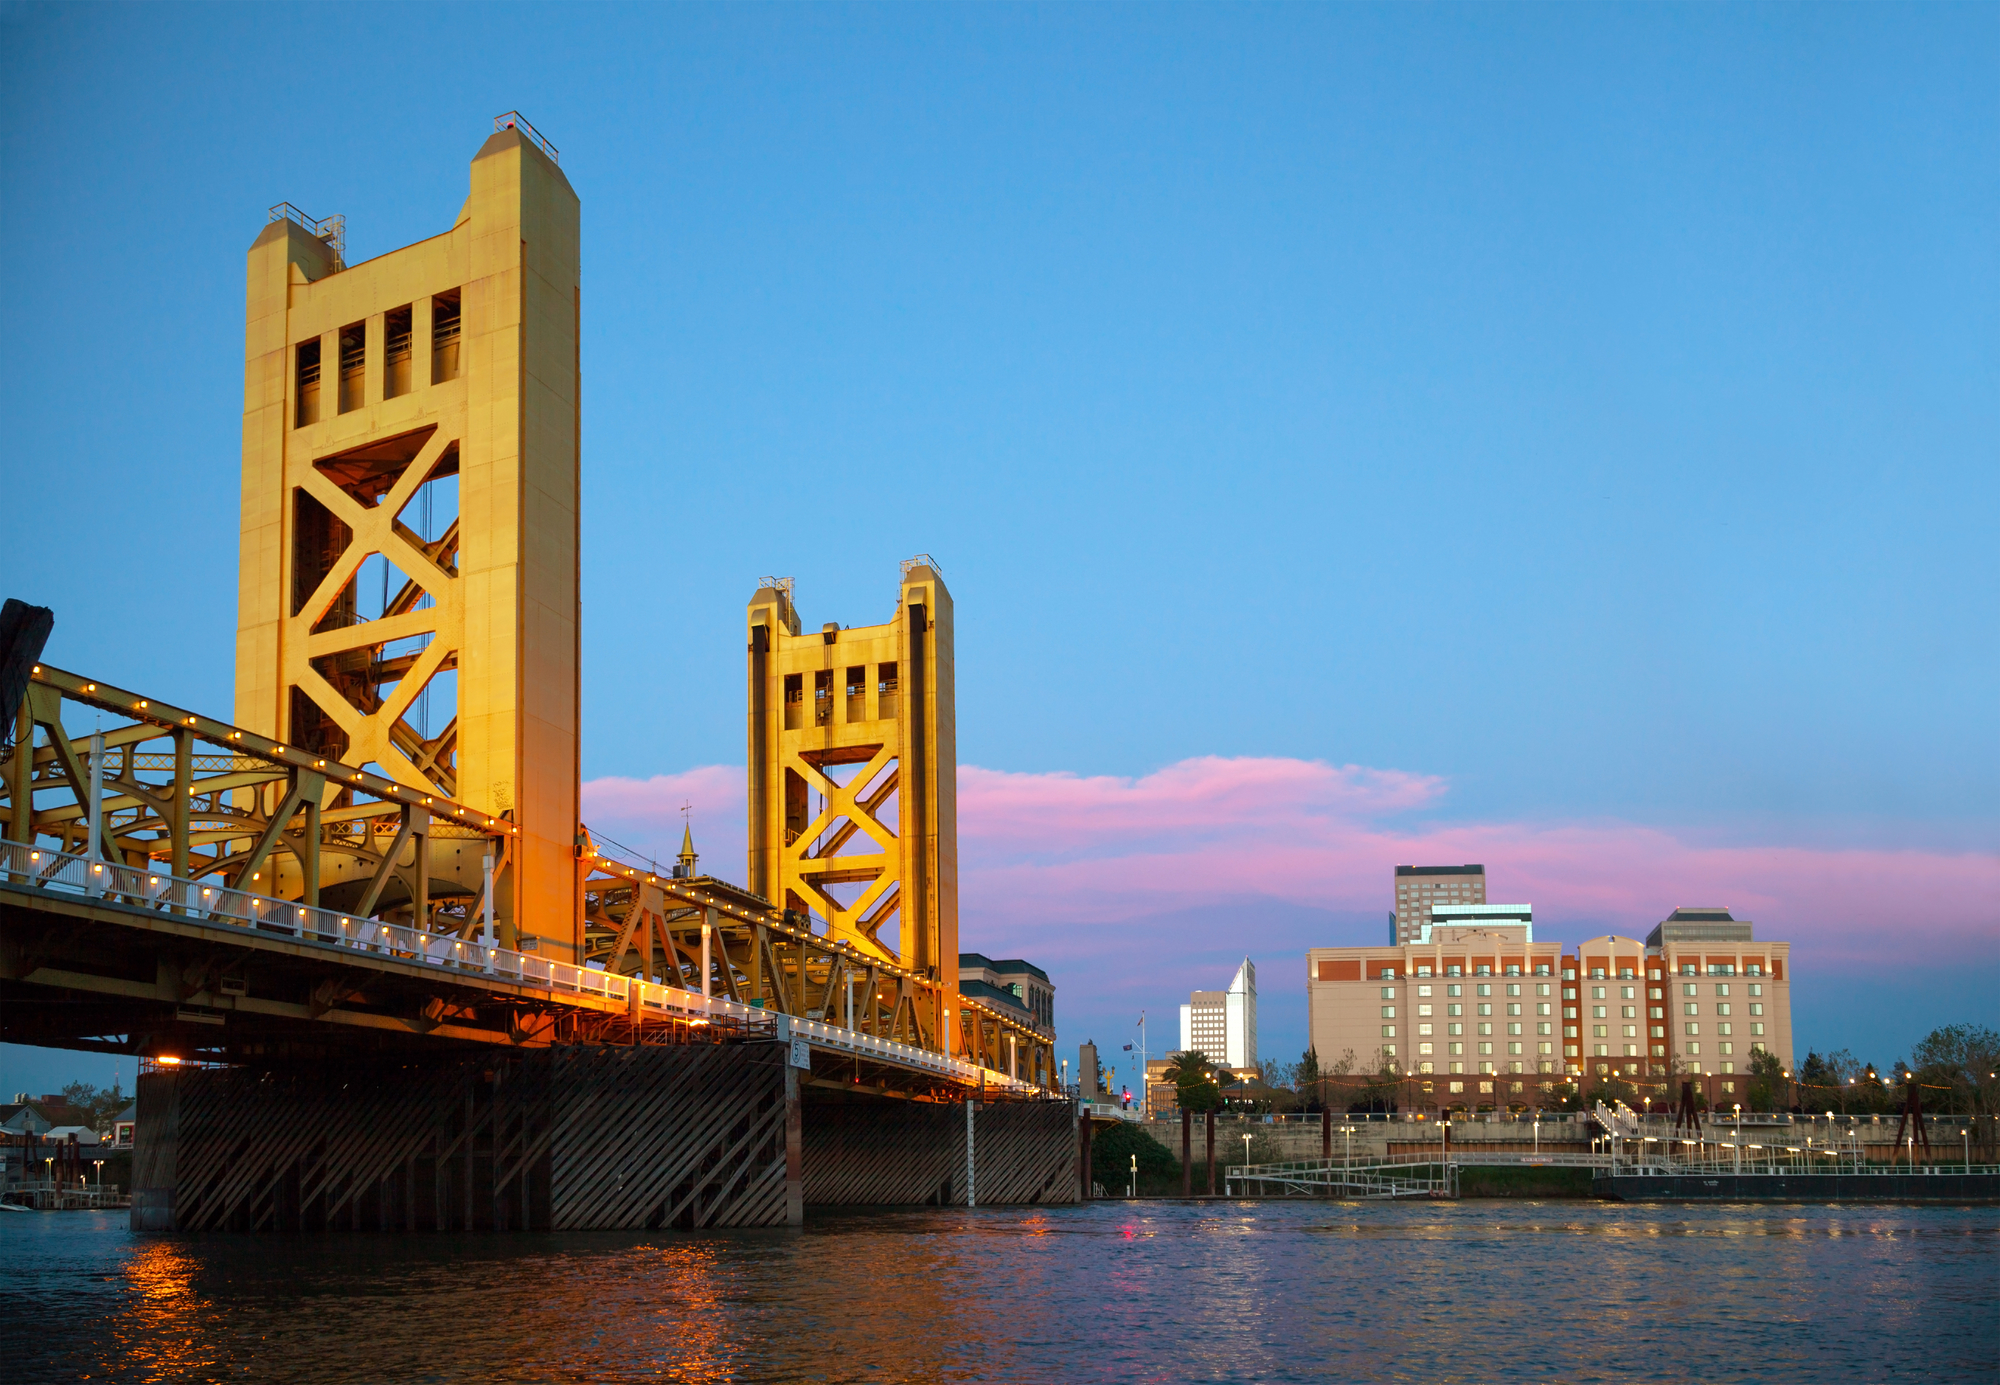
[0,117,1083,1231]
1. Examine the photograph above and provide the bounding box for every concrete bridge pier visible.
[802,1093,1077,1209]
[130,1045,1078,1233]
[132,1043,798,1233]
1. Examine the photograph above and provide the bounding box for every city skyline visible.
[3,6,1995,1093]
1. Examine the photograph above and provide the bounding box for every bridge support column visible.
[784,1065,803,1227]
[1182,1108,1192,1197]
[1079,1106,1092,1199]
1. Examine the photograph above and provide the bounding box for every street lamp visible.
[1129,1153,1137,1199]
[1242,1132,1253,1178]
[1733,1104,1742,1175]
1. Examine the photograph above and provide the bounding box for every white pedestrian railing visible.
[2,839,1038,1094]
[1595,1100,1641,1138]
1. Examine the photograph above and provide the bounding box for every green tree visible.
[60,1080,127,1133]
[1745,1050,1787,1112]
[1297,1048,1322,1112]
[1165,1050,1221,1112]
[1911,1023,2000,1117]
[1090,1120,1180,1194]
[1354,1054,1400,1113]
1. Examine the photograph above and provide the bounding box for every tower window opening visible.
[337,321,366,412]
[814,670,833,727]
[782,674,803,731]
[845,665,867,722]
[431,290,462,383]
[295,339,321,427]
[877,662,898,719]
[384,304,413,398]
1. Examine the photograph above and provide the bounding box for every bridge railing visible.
[2,839,1043,1092]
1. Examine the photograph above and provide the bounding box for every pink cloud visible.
[583,756,2000,974]
[581,767,748,875]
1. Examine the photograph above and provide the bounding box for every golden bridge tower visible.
[747,561,959,1043]
[234,118,581,959]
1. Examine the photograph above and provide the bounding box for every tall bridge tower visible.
[234,119,581,959]
[746,562,958,1044]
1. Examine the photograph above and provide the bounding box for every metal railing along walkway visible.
[3,839,1037,1094]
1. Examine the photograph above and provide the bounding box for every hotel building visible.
[1306,906,1792,1108]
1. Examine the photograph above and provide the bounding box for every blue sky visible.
[2,3,1994,1097]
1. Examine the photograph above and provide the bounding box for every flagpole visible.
[1139,1010,1148,1117]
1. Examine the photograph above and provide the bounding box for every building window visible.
[337,320,366,412]
[1418,1042,1433,1056]
[1592,1025,1607,1039]
[384,303,413,398]
[295,338,321,427]
[1381,987,1396,1000]
[431,290,462,382]
[1417,1023,1433,1037]
[1381,1026,1395,1038]
[1381,1006,1395,1019]
[1685,1023,1700,1036]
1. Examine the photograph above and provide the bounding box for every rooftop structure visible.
[1417,902,1533,944]
[1646,907,1755,948]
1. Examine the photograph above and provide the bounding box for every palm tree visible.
[1166,1050,1221,1112]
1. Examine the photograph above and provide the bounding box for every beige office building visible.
[1391,864,1486,944]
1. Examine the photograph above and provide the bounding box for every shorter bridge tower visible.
[746,562,957,1045]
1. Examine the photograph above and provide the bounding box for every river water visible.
[3,1199,1994,1383]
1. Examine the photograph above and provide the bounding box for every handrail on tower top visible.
[494,111,559,164]
[267,204,345,271]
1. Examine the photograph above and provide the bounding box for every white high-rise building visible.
[1179,958,1257,1069]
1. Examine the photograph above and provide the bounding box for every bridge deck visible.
[1,841,1034,1096]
